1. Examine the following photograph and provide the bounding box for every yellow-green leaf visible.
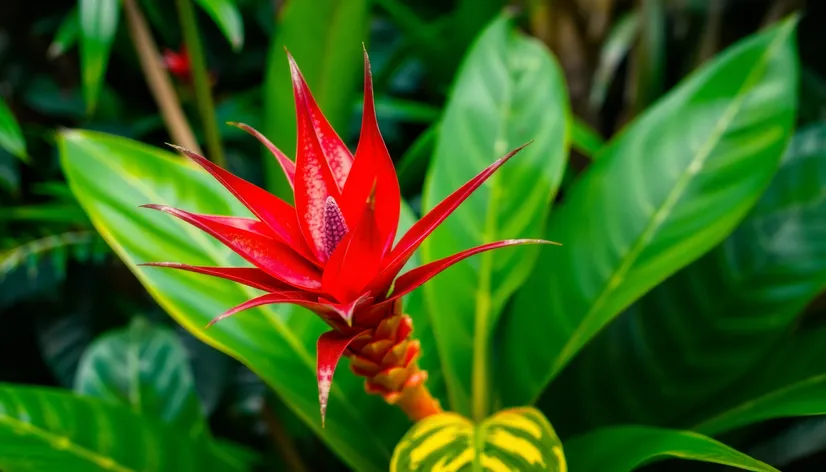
[391,407,566,472]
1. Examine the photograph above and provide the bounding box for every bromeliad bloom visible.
[141,50,554,424]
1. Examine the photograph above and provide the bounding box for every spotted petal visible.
[289,54,346,261]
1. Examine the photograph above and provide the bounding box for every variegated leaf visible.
[391,407,565,472]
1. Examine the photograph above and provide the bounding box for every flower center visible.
[322,196,349,258]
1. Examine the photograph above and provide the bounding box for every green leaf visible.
[397,123,438,197]
[0,385,239,471]
[193,0,244,50]
[571,116,604,158]
[58,129,408,472]
[0,97,27,162]
[547,122,826,432]
[78,0,121,114]
[692,326,826,436]
[589,12,639,110]
[48,6,79,58]
[564,426,778,472]
[262,0,368,198]
[501,17,799,406]
[74,318,206,437]
[390,407,565,472]
[37,313,93,388]
[420,14,569,418]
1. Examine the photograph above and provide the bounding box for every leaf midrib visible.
[0,414,135,472]
[548,27,791,382]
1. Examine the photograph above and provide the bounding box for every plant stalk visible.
[261,401,310,472]
[174,0,226,167]
[396,380,443,421]
[122,0,201,153]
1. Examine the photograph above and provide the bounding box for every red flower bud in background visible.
[163,45,216,85]
[141,49,556,425]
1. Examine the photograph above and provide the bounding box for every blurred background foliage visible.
[1,0,825,470]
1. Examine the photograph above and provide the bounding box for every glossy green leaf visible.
[571,116,604,158]
[564,426,777,472]
[48,6,79,58]
[262,0,368,198]
[193,0,244,50]
[501,17,799,406]
[58,130,408,472]
[547,122,826,432]
[692,326,826,436]
[0,97,27,162]
[78,0,120,114]
[590,12,639,109]
[74,318,206,437]
[391,407,565,472]
[397,124,438,197]
[421,14,568,418]
[0,385,240,471]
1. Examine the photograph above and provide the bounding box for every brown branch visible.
[122,0,201,153]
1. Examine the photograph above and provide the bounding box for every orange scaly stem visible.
[346,301,442,421]
[395,373,443,421]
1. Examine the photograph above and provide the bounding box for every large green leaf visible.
[500,17,799,406]
[0,385,238,471]
[262,0,368,198]
[420,14,568,419]
[78,0,120,114]
[564,425,777,472]
[391,407,565,472]
[0,97,27,162]
[74,318,206,437]
[691,326,826,436]
[546,122,826,432]
[59,130,409,472]
[193,0,244,50]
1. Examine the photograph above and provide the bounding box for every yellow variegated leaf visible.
[391,407,566,472]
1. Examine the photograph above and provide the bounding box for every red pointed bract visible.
[370,143,532,295]
[383,239,557,304]
[169,145,313,260]
[141,52,557,428]
[322,201,383,303]
[142,204,322,290]
[228,122,296,188]
[283,52,353,189]
[340,51,400,255]
[288,54,346,262]
[140,262,294,292]
[317,329,369,426]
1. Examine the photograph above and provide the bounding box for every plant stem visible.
[122,0,201,153]
[261,400,310,472]
[174,0,226,167]
[396,381,442,422]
